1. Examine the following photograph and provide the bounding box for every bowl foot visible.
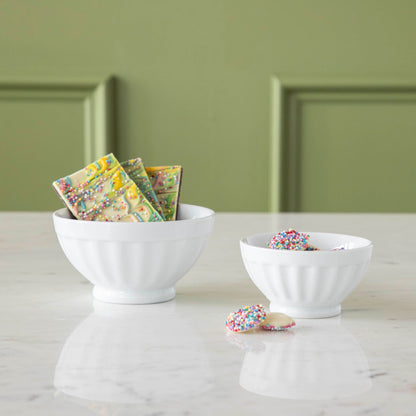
[93,286,176,305]
[269,303,341,319]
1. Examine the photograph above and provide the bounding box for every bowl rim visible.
[53,203,215,225]
[240,231,373,254]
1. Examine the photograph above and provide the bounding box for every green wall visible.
[1,1,416,212]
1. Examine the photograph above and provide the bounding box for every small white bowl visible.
[53,204,215,304]
[240,232,373,318]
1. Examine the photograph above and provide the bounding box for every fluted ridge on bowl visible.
[58,235,210,291]
[242,258,370,307]
[53,204,215,304]
[240,231,373,317]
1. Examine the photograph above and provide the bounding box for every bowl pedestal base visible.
[269,303,341,319]
[93,286,176,305]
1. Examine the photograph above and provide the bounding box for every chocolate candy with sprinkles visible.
[225,304,266,333]
[267,229,319,251]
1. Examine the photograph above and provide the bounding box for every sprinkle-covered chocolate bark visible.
[121,158,166,220]
[52,154,164,222]
[145,165,183,221]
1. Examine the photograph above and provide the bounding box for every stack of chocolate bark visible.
[53,154,182,222]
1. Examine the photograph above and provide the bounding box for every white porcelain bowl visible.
[53,204,215,304]
[240,232,373,318]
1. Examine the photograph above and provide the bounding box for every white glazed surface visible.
[240,232,373,318]
[53,204,215,304]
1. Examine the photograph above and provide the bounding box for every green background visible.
[1,0,416,212]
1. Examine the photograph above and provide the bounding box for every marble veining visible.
[0,212,416,415]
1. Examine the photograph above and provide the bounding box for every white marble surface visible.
[1,212,416,415]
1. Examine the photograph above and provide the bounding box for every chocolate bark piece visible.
[121,158,166,220]
[145,166,183,221]
[52,153,164,222]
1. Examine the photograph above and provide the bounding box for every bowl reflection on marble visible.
[53,203,215,304]
[54,301,214,404]
[238,317,372,400]
[240,232,373,318]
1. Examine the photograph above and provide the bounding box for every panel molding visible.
[270,76,416,212]
[0,77,115,164]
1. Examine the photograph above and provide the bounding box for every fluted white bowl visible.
[53,204,215,304]
[240,232,373,318]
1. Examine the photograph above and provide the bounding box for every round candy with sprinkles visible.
[225,304,266,333]
[267,229,318,251]
[260,312,296,331]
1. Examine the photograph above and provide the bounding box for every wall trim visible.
[0,77,115,164]
[270,76,416,212]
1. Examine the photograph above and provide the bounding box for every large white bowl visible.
[240,232,373,318]
[53,204,215,304]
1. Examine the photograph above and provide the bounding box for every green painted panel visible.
[0,99,84,210]
[299,99,416,212]
[1,1,416,212]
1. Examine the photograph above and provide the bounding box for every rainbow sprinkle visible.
[267,229,318,251]
[225,305,266,333]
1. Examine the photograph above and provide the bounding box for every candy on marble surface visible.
[145,165,183,221]
[121,158,166,220]
[267,229,318,251]
[260,312,296,331]
[225,305,266,333]
[52,154,164,223]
